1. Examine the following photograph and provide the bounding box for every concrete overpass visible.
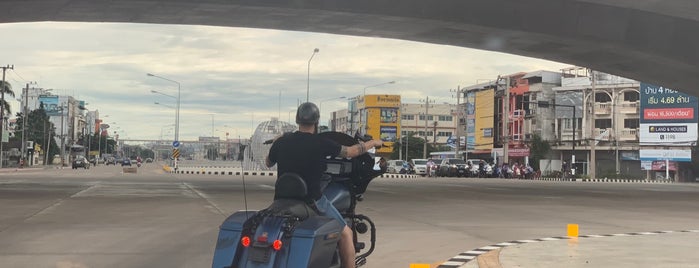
[2,0,699,94]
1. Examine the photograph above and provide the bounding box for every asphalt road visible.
[1,164,697,267]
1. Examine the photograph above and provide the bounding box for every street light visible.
[307,48,319,102]
[319,96,346,127]
[363,80,396,96]
[147,73,181,142]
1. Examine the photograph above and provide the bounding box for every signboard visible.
[639,83,698,145]
[641,160,678,171]
[173,141,180,148]
[508,148,530,157]
[380,108,398,123]
[639,149,691,162]
[38,95,61,116]
[379,126,397,142]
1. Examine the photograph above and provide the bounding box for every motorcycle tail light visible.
[241,236,251,247]
[272,240,283,251]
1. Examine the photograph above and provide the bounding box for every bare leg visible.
[339,225,355,268]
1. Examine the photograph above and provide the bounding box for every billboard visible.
[379,126,397,142]
[639,83,698,145]
[639,149,691,162]
[38,95,61,116]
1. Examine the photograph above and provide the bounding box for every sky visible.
[0,22,571,141]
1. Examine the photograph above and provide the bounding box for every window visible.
[623,91,639,102]
[595,92,612,102]
[562,118,582,129]
[438,115,453,121]
[624,118,639,129]
[595,119,612,129]
[437,131,452,137]
[419,115,434,121]
[402,114,415,120]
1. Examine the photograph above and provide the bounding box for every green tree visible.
[528,134,551,171]
[391,133,437,160]
[0,81,14,117]
[13,107,59,164]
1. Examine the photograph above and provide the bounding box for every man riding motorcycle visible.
[265,102,383,268]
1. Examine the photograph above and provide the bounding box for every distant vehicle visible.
[72,156,89,169]
[386,160,406,174]
[466,159,485,177]
[105,157,116,165]
[411,159,429,176]
[121,158,132,166]
[145,158,153,163]
[436,158,468,177]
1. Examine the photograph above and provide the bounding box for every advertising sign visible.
[379,126,397,142]
[475,89,494,151]
[639,149,691,162]
[639,83,698,145]
[380,108,398,123]
[38,95,61,116]
[641,161,678,171]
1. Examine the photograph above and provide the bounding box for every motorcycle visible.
[212,132,387,268]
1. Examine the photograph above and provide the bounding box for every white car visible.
[386,160,406,174]
[411,159,429,176]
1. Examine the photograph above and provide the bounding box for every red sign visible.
[508,148,530,157]
[643,108,694,120]
[651,161,678,171]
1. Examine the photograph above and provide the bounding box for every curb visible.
[535,177,675,183]
[165,166,418,179]
[437,229,699,268]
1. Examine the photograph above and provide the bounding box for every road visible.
[0,164,697,267]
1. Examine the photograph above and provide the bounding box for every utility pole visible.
[503,76,511,165]
[420,96,433,159]
[60,104,65,167]
[21,83,29,165]
[450,86,463,159]
[589,69,596,180]
[0,64,14,168]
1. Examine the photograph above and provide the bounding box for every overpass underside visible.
[2,0,698,93]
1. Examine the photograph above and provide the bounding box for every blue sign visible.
[172,141,180,148]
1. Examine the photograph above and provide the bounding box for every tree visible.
[528,134,551,171]
[0,81,14,117]
[12,107,59,164]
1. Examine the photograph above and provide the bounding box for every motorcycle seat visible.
[271,173,319,219]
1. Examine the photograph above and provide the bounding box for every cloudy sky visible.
[0,22,570,140]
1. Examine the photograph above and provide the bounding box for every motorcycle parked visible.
[212,132,386,268]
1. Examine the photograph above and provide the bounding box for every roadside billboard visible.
[474,89,494,152]
[38,95,61,116]
[639,83,698,145]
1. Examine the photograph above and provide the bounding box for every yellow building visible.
[357,94,401,155]
[474,89,495,153]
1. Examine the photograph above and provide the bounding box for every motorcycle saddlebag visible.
[212,210,257,268]
[287,216,343,268]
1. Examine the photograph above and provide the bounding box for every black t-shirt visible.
[268,131,342,200]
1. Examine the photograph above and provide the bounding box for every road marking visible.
[182,182,226,216]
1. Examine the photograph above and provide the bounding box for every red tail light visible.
[272,240,283,251]
[241,236,251,247]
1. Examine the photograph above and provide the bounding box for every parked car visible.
[410,159,429,176]
[105,157,116,165]
[72,156,89,169]
[436,158,468,177]
[121,158,132,166]
[386,160,406,174]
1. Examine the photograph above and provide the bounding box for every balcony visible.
[618,128,639,141]
[595,103,612,115]
[559,128,582,142]
[618,101,640,114]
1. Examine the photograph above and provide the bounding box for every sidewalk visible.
[449,230,699,268]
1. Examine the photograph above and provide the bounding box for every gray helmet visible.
[296,102,320,125]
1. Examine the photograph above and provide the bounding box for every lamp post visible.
[363,81,396,96]
[148,73,181,169]
[147,73,180,142]
[319,96,346,128]
[307,48,319,102]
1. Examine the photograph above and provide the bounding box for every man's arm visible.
[338,139,383,158]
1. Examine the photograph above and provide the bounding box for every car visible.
[386,160,406,174]
[72,156,89,169]
[121,158,132,166]
[410,159,429,176]
[145,158,153,163]
[436,158,468,177]
[105,157,116,165]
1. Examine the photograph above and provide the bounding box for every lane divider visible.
[535,177,675,183]
[437,229,699,268]
[165,166,419,179]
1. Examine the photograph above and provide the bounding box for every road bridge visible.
[2,0,699,93]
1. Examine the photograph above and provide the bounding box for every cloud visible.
[0,22,570,139]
